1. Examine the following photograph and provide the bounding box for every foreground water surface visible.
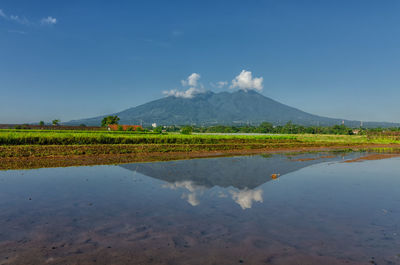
[0,152,400,265]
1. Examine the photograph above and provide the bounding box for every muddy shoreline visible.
[1,143,400,170]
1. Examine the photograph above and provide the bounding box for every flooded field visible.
[0,152,400,265]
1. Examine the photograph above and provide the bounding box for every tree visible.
[181,126,193,135]
[258,122,273,133]
[39,121,45,126]
[52,119,60,126]
[153,126,163,134]
[101,116,120,127]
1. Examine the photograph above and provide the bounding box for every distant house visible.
[108,124,143,131]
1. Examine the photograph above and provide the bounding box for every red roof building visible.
[107,124,143,131]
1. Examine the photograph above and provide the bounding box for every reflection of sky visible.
[181,193,200,206]
[162,180,204,192]
[163,180,205,206]
[163,180,263,209]
[230,188,263,209]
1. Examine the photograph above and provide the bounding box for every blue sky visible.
[1,0,400,124]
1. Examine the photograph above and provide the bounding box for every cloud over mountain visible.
[230,70,263,91]
[164,70,264,100]
[181,73,200,87]
[163,73,203,98]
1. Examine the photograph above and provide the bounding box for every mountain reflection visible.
[120,153,345,209]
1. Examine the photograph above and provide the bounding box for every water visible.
[1,152,400,264]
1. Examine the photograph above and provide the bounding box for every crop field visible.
[0,129,298,145]
[1,129,400,145]
[1,129,400,170]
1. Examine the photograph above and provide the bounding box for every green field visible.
[0,129,399,146]
[0,129,298,145]
[1,129,400,170]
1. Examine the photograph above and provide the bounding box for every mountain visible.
[120,153,350,190]
[67,90,399,127]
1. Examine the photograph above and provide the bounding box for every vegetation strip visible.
[0,130,296,145]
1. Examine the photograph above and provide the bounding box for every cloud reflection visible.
[163,181,264,209]
[181,193,200,206]
[230,188,263,209]
[163,180,205,206]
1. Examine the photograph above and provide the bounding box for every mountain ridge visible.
[67,90,399,128]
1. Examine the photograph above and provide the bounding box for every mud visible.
[344,153,400,163]
[1,144,400,170]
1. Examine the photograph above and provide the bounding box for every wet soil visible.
[1,143,400,170]
[344,153,400,163]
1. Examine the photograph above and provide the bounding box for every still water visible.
[0,152,400,265]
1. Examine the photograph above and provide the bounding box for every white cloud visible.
[0,9,56,26]
[181,73,200,87]
[41,16,57,25]
[163,70,264,98]
[9,15,29,25]
[230,70,263,92]
[163,87,201,99]
[210,81,228,89]
[164,73,203,99]
[230,188,263,210]
[217,81,228,88]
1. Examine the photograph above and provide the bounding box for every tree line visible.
[163,122,400,135]
[90,116,400,135]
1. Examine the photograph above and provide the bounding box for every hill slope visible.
[67,91,398,127]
